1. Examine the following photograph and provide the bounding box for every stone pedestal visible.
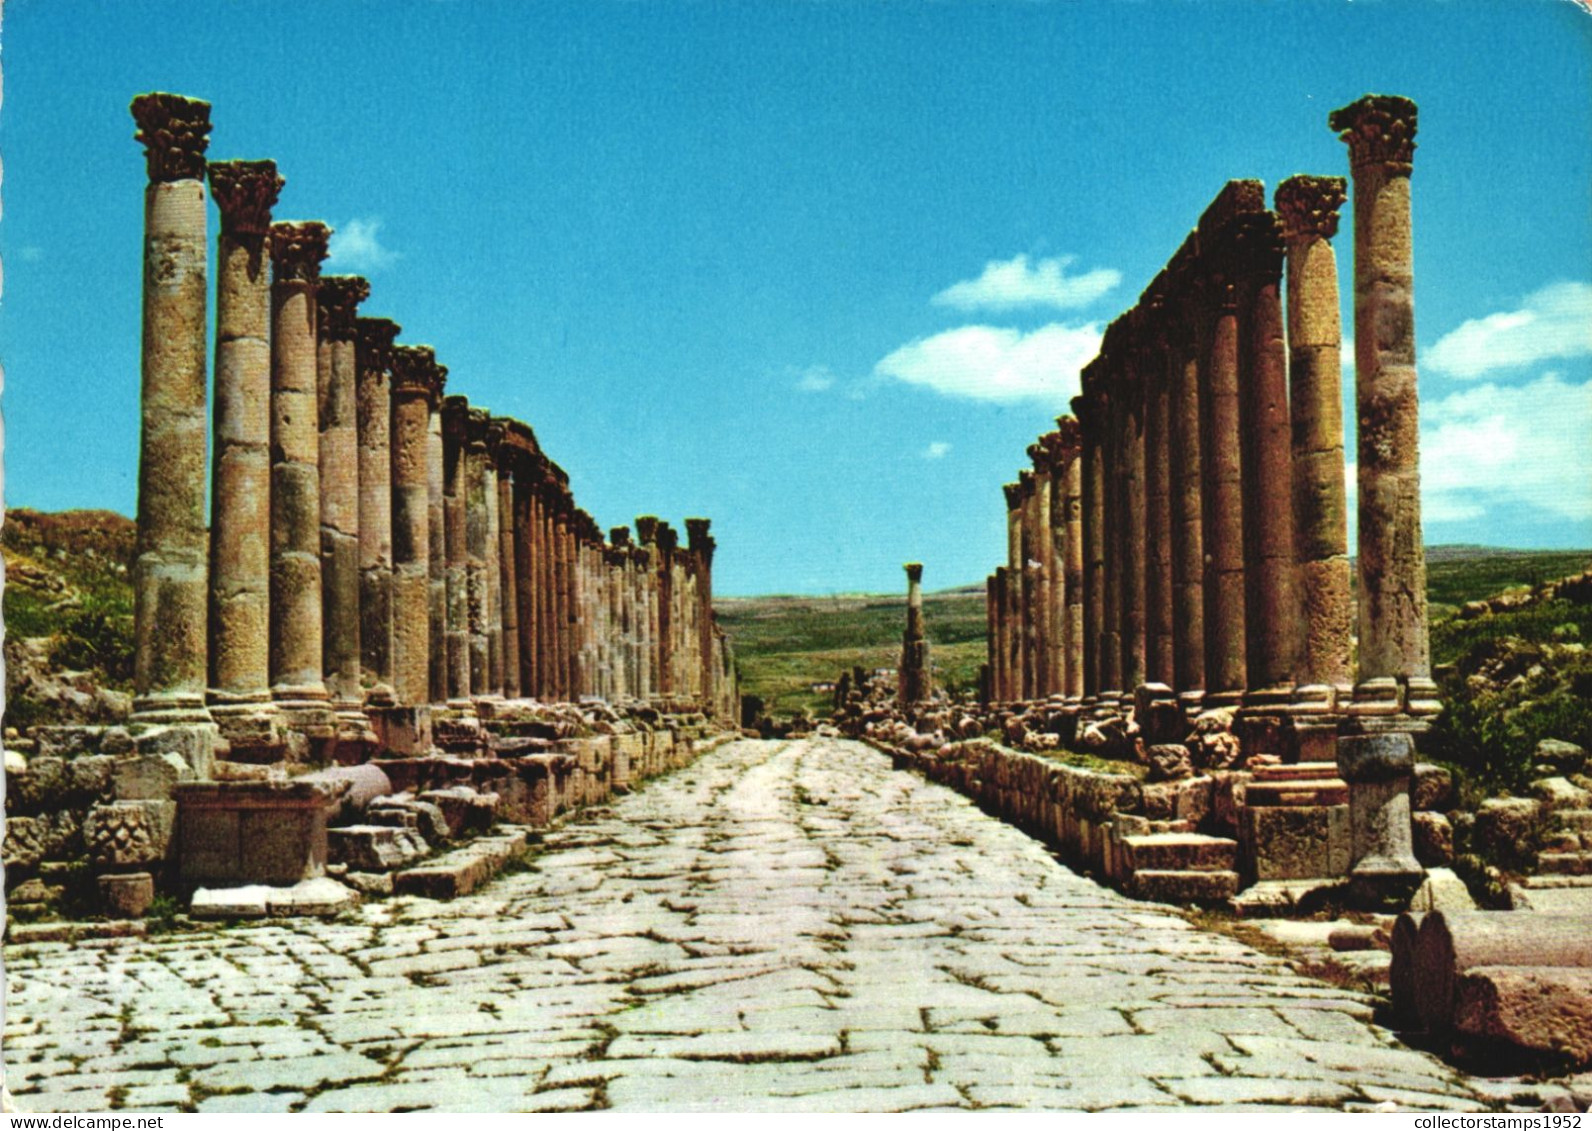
[175,779,350,885]
[130,92,214,727]
[1337,731,1424,906]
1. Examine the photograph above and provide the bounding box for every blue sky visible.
[2,1,1589,596]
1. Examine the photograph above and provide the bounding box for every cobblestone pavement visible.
[5,738,1497,1113]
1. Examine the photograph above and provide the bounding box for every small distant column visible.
[355,316,401,701]
[985,574,1002,703]
[268,220,335,742]
[1071,388,1107,704]
[206,158,282,741]
[687,519,717,708]
[1330,94,1439,718]
[1002,483,1024,701]
[426,366,449,704]
[1057,418,1085,703]
[899,562,931,707]
[637,516,661,698]
[388,345,439,707]
[316,274,370,718]
[1277,175,1353,705]
[441,396,472,703]
[491,424,520,700]
[130,92,214,726]
[656,523,678,699]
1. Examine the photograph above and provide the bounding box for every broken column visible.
[268,220,336,751]
[1331,94,1440,719]
[355,316,400,702]
[1277,175,1353,707]
[130,93,214,732]
[1337,731,1424,905]
[899,562,931,707]
[206,158,282,753]
[316,274,372,742]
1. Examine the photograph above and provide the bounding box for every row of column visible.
[984,94,1438,724]
[127,92,737,751]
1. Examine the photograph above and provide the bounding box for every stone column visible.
[1002,484,1024,701]
[1277,175,1353,706]
[1026,455,1056,697]
[512,451,537,698]
[441,396,472,703]
[899,562,931,707]
[543,491,564,700]
[1330,94,1439,718]
[464,408,492,698]
[687,519,717,709]
[986,575,1002,704]
[1165,238,1207,710]
[637,517,661,699]
[130,93,214,727]
[426,370,449,704]
[388,345,438,707]
[1139,299,1175,690]
[1017,470,1038,701]
[1071,388,1107,703]
[1113,326,1148,704]
[492,425,520,700]
[268,220,336,746]
[1039,435,1067,699]
[657,523,678,699]
[355,316,400,701]
[1056,417,1085,703]
[1193,183,1254,709]
[1232,207,1299,709]
[205,158,281,746]
[316,275,370,722]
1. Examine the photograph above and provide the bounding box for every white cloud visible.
[875,322,1102,404]
[932,254,1121,313]
[794,365,835,393]
[1425,281,1592,379]
[326,218,398,272]
[1418,371,1592,523]
[923,441,951,460]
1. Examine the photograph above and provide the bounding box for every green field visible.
[723,548,1592,719]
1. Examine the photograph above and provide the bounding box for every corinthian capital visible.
[317,276,370,342]
[1275,175,1347,242]
[208,160,283,237]
[131,92,211,183]
[1329,94,1418,175]
[269,221,331,284]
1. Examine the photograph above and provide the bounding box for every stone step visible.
[1119,833,1238,873]
[1128,869,1240,905]
[1536,851,1592,876]
[327,824,430,872]
[1251,762,1340,782]
[392,827,529,900]
[1553,809,1592,833]
[1244,780,1349,808]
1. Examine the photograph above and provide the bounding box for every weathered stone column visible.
[1057,417,1085,703]
[1039,434,1067,699]
[1071,388,1107,703]
[268,220,336,746]
[315,275,370,721]
[1002,483,1024,701]
[441,396,472,703]
[899,562,931,707]
[511,448,538,698]
[687,519,717,709]
[1277,175,1353,706]
[1232,207,1300,709]
[205,158,281,745]
[1194,183,1253,709]
[986,574,1002,704]
[1026,455,1055,697]
[1138,296,1176,690]
[1017,470,1039,700]
[1165,237,1207,710]
[464,407,492,698]
[1331,94,1439,718]
[492,425,520,700]
[543,490,565,699]
[637,517,662,699]
[355,316,400,701]
[657,523,679,699]
[388,345,438,707]
[130,93,214,727]
[1337,732,1424,904]
[426,369,449,704]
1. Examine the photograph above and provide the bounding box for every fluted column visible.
[1194,182,1254,708]
[1331,94,1439,718]
[355,316,400,701]
[1232,208,1300,708]
[268,220,334,737]
[206,158,281,735]
[316,275,370,717]
[1277,175,1353,705]
[388,345,439,707]
[130,93,213,725]
[1165,238,1206,709]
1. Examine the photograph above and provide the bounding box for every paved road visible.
[5,737,1492,1112]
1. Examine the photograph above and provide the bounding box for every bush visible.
[51,603,135,687]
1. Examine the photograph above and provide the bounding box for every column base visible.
[131,691,213,726]
[1348,676,1403,716]
[1406,676,1443,718]
[127,719,219,779]
[1241,683,1296,712]
[208,691,289,764]
[1289,683,1338,715]
[1201,688,1244,712]
[367,703,433,758]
